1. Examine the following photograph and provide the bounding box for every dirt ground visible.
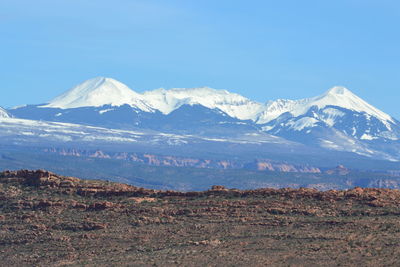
[1,170,400,266]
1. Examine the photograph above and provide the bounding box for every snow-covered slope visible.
[298,87,393,122]
[0,107,10,118]
[256,99,299,124]
[143,87,262,120]
[0,116,190,145]
[0,116,292,149]
[262,112,400,161]
[259,86,399,141]
[257,87,394,124]
[43,77,153,112]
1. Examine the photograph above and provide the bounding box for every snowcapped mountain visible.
[257,87,394,124]
[256,87,400,159]
[7,77,400,161]
[40,77,262,120]
[43,77,153,112]
[143,87,262,120]
[39,78,397,128]
[302,86,393,123]
[0,107,10,118]
[10,77,262,136]
[261,87,399,142]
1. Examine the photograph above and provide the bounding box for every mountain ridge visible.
[5,77,400,162]
[36,77,395,124]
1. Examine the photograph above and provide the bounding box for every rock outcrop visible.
[2,170,400,207]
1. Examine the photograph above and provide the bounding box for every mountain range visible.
[1,76,400,190]
[5,77,400,162]
[11,77,396,125]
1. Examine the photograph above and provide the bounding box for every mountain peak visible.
[42,77,152,111]
[325,86,351,96]
[309,86,394,123]
[88,76,107,84]
[73,77,121,90]
[257,86,394,124]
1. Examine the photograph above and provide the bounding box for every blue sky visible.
[1,0,400,118]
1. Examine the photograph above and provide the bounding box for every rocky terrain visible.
[2,170,400,266]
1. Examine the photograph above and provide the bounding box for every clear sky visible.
[1,0,400,118]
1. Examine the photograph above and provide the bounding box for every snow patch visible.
[99,108,114,115]
[287,117,319,131]
[378,131,399,140]
[322,108,345,117]
[360,134,376,140]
